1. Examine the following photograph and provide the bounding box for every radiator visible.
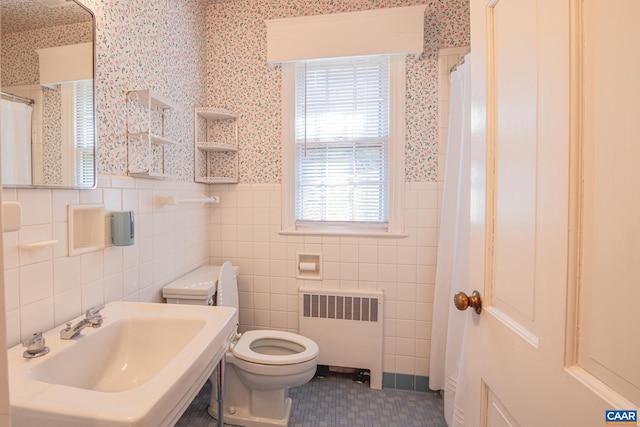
[299,288,384,390]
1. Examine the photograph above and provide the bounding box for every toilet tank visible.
[163,266,221,306]
[163,264,240,306]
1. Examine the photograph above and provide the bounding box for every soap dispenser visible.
[111,211,135,246]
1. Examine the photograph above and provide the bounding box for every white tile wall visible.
[2,176,211,348]
[209,182,440,377]
[0,61,457,416]
[0,252,10,422]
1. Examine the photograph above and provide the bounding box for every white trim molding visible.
[281,63,297,233]
[266,5,426,66]
[387,55,407,235]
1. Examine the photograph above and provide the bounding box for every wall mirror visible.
[0,0,95,188]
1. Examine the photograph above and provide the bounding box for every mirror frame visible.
[1,0,97,189]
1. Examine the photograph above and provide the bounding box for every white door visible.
[463,0,640,426]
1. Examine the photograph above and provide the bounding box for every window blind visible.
[73,80,94,186]
[294,56,389,224]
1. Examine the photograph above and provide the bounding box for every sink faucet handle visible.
[22,332,44,349]
[22,332,50,358]
[86,304,104,317]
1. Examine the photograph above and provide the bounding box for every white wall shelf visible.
[195,176,238,184]
[129,131,178,146]
[129,171,169,179]
[196,108,236,121]
[126,89,180,179]
[194,107,239,184]
[128,89,182,112]
[195,142,238,152]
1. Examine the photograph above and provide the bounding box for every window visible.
[282,55,406,235]
[73,80,95,187]
[60,80,94,186]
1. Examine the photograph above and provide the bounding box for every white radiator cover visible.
[299,288,384,390]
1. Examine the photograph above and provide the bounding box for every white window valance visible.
[36,43,92,87]
[265,5,426,66]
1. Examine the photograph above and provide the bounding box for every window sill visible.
[279,229,408,238]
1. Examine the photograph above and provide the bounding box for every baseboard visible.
[382,372,436,393]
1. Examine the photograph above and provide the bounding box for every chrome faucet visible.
[22,332,50,358]
[60,305,104,340]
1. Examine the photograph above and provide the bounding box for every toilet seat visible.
[231,330,319,365]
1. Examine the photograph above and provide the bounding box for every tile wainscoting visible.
[209,181,440,378]
[2,175,210,347]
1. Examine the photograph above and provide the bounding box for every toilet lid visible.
[231,330,319,365]
[162,266,221,298]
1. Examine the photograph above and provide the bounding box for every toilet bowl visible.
[218,330,319,426]
[163,262,319,427]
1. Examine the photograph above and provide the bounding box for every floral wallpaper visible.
[42,86,63,184]
[78,0,209,179]
[2,0,209,181]
[1,0,92,35]
[206,0,470,183]
[3,0,468,183]
[1,22,92,88]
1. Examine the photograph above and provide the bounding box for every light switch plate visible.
[2,201,21,232]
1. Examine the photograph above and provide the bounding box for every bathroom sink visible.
[8,301,237,427]
[30,315,205,392]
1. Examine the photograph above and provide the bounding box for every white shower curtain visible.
[429,54,471,427]
[1,99,33,185]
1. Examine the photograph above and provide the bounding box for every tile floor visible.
[175,372,446,427]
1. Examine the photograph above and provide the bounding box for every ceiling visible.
[1,0,92,34]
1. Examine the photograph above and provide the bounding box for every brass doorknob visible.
[454,290,482,314]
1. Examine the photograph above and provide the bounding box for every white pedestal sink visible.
[7,301,237,426]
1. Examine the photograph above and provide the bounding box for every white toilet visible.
[163,262,319,427]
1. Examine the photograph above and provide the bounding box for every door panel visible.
[491,0,538,336]
[577,0,640,406]
[483,383,520,427]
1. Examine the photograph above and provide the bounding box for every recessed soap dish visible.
[68,204,105,256]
